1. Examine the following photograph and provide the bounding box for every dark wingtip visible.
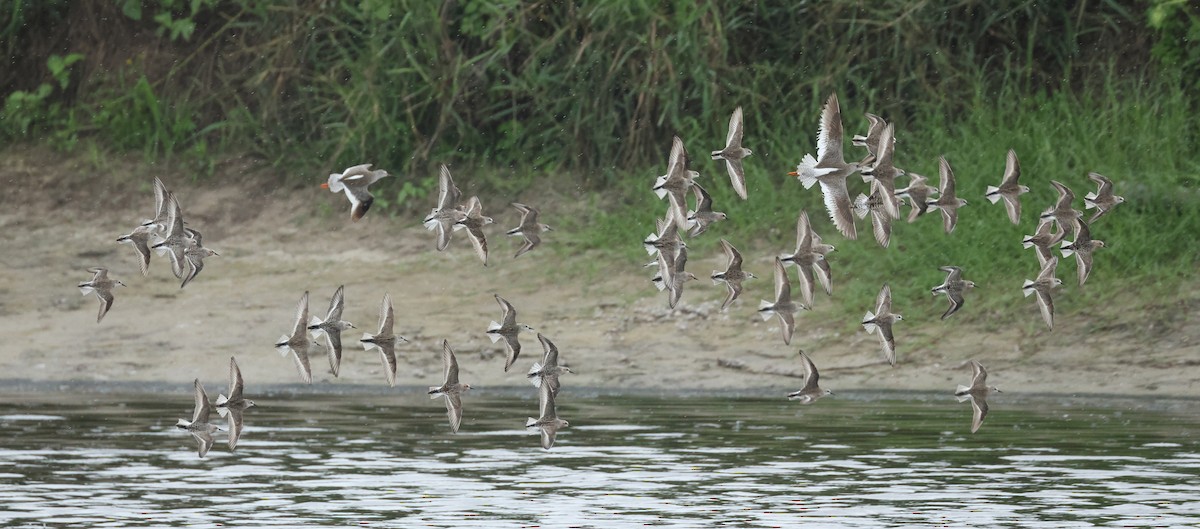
[351,197,373,222]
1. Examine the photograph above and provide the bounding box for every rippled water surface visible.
[2,389,1198,528]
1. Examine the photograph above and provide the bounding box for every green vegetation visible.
[1,1,1197,319]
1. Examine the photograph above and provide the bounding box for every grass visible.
[557,76,1200,323]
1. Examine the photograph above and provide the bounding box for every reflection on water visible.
[1,390,1198,528]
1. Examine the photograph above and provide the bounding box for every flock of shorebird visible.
[640,93,1121,433]
[84,165,571,457]
[79,92,1124,455]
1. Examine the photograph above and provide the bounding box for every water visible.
[2,389,1198,528]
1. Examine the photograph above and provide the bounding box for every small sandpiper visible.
[1060,218,1106,286]
[685,182,727,237]
[862,284,903,366]
[1022,218,1064,266]
[307,285,356,377]
[659,245,697,309]
[653,135,699,232]
[809,229,836,297]
[787,351,833,404]
[710,106,752,200]
[1040,180,1083,238]
[179,229,218,289]
[780,209,826,307]
[643,210,686,257]
[275,291,322,384]
[454,196,493,266]
[528,332,573,397]
[487,294,535,372]
[429,340,472,433]
[507,202,552,258]
[927,156,967,234]
[858,121,904,220]
[321,163,390,221]
[931,266,976,320]
[955,360,1000,433]
[896,172,938,223]
[527,381,569,450]
[176,378,221,458]
[215,356,256,451]
[77,267,125,323]
[985,149,1029,225]
[1083,172,1124,223]
[759,257,808,345]
[853,180,900,248]
[149,194,190,279]
[360,293,409,387]
[1022,257,1063,330]
[423,164,467,251]
[851,112,887,167]
[139,176,172,229]
[116,223,162,276]
[711,238,756,312]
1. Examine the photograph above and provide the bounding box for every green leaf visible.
[47,53,85,89]
[120,0,142,20]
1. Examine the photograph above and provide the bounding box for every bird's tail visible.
[1021,280,1036,297]
[326,174,345,193]
[360,333,377,350]
[642,233,660,255]
[1021,237,1035,249]
[526,417,539,427]
[954,384,971,397]
[78,285,94,296]
[486,322,503,340]
[428,387,443,398]
[422,211,440,230]
[794,154,821,189]
[861,167,876,184]
[711,271,723,286]
[852,194,870,219]
[308,315,325,336]
[984,186,1001,203]
[1060,241,1075,258]
[862,311,877,333]
[757,300,775,320]
[1083,192,1098,210]
[528,365,543,387]
[652,180,669,200]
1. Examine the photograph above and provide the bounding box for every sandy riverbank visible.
[1,150,1197,398]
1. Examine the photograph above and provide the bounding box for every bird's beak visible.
[320,183,329,189]
[787,171,799,176]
